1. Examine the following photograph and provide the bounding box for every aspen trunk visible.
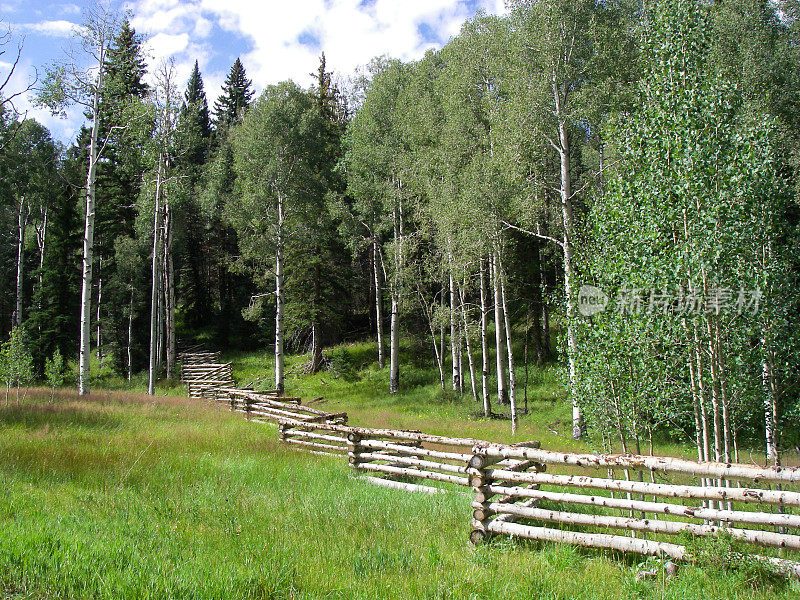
[553,79,580,438]
[389,293,400,393]
[389,199,403,394]
[275,196,285,394]
[449,268,461,392]
[458,281,479,404]
[14,196,27,328]
[147,155,164,396]
[78,62,105,395]
[96,256,102,367]
[761,341,777,462]
[373,236,385,369]
[492,252,507,404]
[127,290,134,381]
[479,258,491,417]
[498,251,517,434]
[164,202,175,379]
[35,206,47,330]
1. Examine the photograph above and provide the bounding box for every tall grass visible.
[1,392,797,599]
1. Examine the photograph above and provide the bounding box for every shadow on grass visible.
[0,401,124,431]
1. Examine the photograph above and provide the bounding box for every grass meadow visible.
[2,387,799,599]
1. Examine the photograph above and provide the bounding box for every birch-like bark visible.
[479,258,491,417]
[373,236,385,369]
[458,281,479,404]
[14,196,27,328]
[147,155,164,396]
[492,252,507,404]
[553,78,580,439]
[35,206,47,328]
[78,54,105,395]
[127,290,134,381]
[498,251,517,433]
[449,267,461,392]
[164,202,175,379]
[275,195,285,394]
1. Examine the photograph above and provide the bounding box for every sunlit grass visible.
[2,392,797,599]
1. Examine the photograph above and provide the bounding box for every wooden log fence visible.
[178,346,800,576]
[468,443,800,576]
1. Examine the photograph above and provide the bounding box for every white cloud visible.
[56,3,81,16]
[131,0,506,96]
[16,19,80,37]
[197,0,487,90]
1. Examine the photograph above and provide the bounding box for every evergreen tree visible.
[26,143,82,375]
[213,58,254,132]
[95,18,152,376]
[174,61,213,327]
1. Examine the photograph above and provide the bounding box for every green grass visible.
[2,391,798,599]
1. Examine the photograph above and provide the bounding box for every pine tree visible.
[212,58,254,131]
[174,61,213,327]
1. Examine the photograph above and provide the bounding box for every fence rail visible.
[178,347,800,576]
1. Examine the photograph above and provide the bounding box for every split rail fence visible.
[178,349,800,576]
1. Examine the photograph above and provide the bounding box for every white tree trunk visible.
[458,281,479,404]
[78,62,105,396]
[390,294,400,393]
[127,290,134,381]
[373,236,385,369]
[479,258,491,417]
[492,252,507,404]
[498,251,517,434]
[553,80,580,439]
[148,155,164,396]
[449,267,461,392]
[389,200,403,394]
[762,341,777,462]
[14,196,27,329]
[275,195,285,394]
[164,202,175,379]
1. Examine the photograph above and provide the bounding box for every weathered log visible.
[283,429,348,445]
[483,484,800,528]
[355,462,469,486]
[481,502,800,550]
[361,476,448,495]
[473,444,800,484]
[483,469,800,507]
[484,519,687,559]
[354,451,469,475]
[360,438,471,462]
[284,438,347,454]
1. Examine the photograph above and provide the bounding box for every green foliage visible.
[44,348,67,399]
[0,326,33,403]
[683,533,787,589]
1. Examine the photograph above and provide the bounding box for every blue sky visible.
[1,0,506,143]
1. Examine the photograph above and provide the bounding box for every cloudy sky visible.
[2,0,506,143]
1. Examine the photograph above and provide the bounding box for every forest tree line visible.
[0,0,799,458]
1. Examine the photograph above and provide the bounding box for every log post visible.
[348,432,363,469]
[278,423,287,443]
[470,447,495,545]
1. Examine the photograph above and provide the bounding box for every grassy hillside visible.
[2,391,796,599]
